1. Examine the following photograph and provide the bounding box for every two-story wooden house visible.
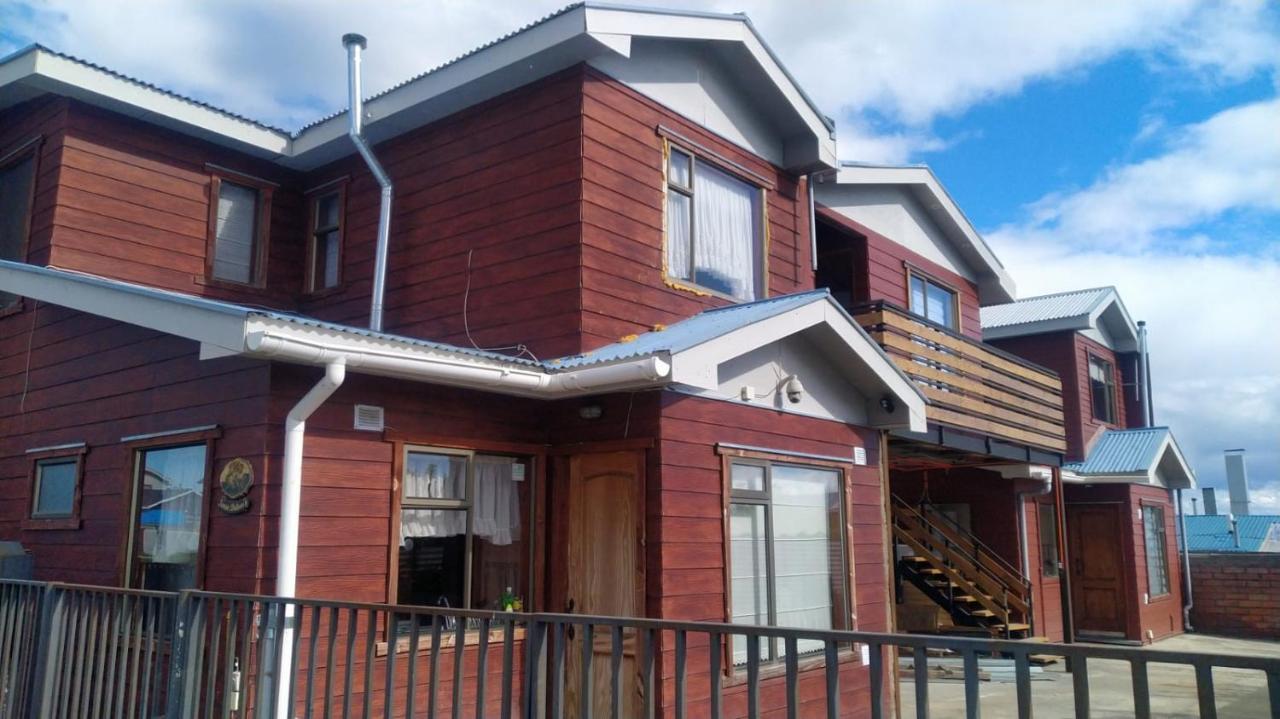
[983,287,1195,644]
[0,5,938,716]
[814,164,1071,642]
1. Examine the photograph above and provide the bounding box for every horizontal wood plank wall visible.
[50,101,304,308]
[657,393,884,718]
[818,207,983,341]
[1074,333,1127,447]
[0,306,272,591]
[299,68,589,359]
[987,331,1087,461]
[1130,483,1183,643]
[579,69,811,352]
[0,95,68,269]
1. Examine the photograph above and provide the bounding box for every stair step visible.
[902,556,930,563]
[993,623,1031,633]
[917,568,944,576]
[970,609,996,618]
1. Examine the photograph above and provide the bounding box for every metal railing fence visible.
[2,580,1278,719]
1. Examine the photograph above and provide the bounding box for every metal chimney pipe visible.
[1137,320,1153,427]
[343,33,394,332]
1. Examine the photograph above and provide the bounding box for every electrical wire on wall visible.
[462,249,538,362]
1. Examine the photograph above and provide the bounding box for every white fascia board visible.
[1089,290,1139,351]
[834,165,1016,303]
[1154,434,1197,490]
[289,7,596,160]
[583,5,837,168]
[667,298,926,431]
[18,49,290,157]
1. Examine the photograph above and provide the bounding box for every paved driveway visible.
[901,634,1280,718]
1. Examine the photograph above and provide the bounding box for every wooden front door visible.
[560,450,645,718]
[1067,503,1129,634]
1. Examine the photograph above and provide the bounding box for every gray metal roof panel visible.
[1064,427,1170,476]
[981,287,1114,330]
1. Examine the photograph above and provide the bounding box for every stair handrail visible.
[890,497,1031,618]
[891,521,1013,625]
[914,499,1028,588]
[893,495,1031,598]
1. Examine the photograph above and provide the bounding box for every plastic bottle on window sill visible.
[500,587,516,612]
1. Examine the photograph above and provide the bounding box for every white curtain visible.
[399,455,522,546]
[667,191,692,281]
[473,456,521,546]
[693,163,760,300]
[770,466,840,656]
[213,181,258,283]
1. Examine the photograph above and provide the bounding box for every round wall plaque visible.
[217,458,254,514]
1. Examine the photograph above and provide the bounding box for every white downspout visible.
[272,360,346,719]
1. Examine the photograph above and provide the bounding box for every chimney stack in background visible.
[1225,449,1250,516]
[1202,487,1218,516]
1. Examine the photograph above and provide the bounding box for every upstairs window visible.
[1142,505,1170,596]
[306,186,344,293]
[665,145,765,302]
[0,144,38,308]
[908,270,958,330]
[1088,355,1117,424]
[31,457,80,519]
[207,172,272,286]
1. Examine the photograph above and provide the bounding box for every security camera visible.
[784,375,805,404]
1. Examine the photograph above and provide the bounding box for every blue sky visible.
[3,0,1278,511]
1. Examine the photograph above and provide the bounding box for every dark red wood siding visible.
[816,207,983,340]
[0,95,67,270]
[579,69,812,351]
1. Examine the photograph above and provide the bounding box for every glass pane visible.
[668,148,691,187]
[470,456,529,610]
[692,162,761,300]
[134,444,207,591]
[398,507,468,630]
[1143,507,1169,595]
[213,181,258,283]
[909,275,926,315]
[731,463,765,492]
[770,464,843,656]
[730,503,770,665]
[33,460,77,517]
[925,280,954,327]
[1038,504,1059,577]
[0,154,36,307]
[404,452,468,500]
[666,191,692,280]
[313,230,340,290]
[316,192,340,229]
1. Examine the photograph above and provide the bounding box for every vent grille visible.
[353,404,385,432]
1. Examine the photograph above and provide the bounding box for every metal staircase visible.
[891,495,1033,638]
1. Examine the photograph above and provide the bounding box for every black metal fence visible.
[2,579,1279,719]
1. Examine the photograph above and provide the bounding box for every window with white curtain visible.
[396,448,531,630]
[728,459,849,665]
[665,146,764,301]
[212,179,262,284]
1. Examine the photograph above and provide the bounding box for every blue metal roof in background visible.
[1185,515,1280,553]
[553,290,832,368]
[1064,427,1171,476]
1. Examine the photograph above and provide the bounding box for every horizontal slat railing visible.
[2,580,1278,719]
[854,303,1068,453]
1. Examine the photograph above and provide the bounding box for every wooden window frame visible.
[304,178,348,296]
[1140,502,1171,598]
[120,426,221,590]
[904,264,962,332]
[384,440,542,647]
[203,167,274,289]
[0,136,43,318]
[718,446,858,679]
[22,443,87,530]
[1036,500,1060,578]
[1087,352,1118,425]
[660,133,771,303]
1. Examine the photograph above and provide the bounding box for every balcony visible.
[853,301,1067,454]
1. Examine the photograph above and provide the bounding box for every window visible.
[665,145,765,301]
[127,443,210,591]
[1142,505,1170,596]
[396,449,531,631]
[728,459,848,664]
[31,457,80,519]
[1037,503,1059,578]
[908,270,958,329]
[306,187,344,293]
[0,144,38,308]
[207,174,271,286]
[1089,355,1117,424]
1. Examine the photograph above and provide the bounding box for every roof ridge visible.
[993,285,1115,307]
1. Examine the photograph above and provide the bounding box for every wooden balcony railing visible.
[853,301,1067,454]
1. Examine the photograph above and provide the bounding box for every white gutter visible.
[271,359,346,719]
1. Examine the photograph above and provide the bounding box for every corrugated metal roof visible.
[553,290,831,368]
[981,287,1113,330]
[1185,515,1280,553]
[1064,427,1170,476]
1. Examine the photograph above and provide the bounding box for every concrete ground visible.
[901,634,1280,718]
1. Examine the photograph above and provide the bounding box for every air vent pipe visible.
[343,33,393,332]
